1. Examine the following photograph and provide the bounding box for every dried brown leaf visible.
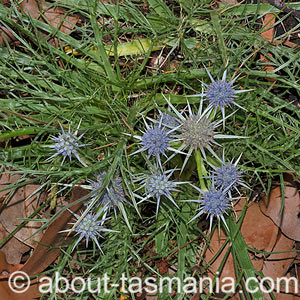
[262,232,295,278]
[19,0,40,19]
[259,181,300,241]
[237,200,279,256]
[0,251,40,300]
[156,259,168,275]
[190,293,200,300]
[22,186,86,276]
[203,198,279,296]
[0,250,22,275]
[261,14,275,42]
[204,227,236,281]
[260,14,276,82]
[262,232,296,299]
[1,0,79,47]
[40,3,79,35]
[0,222,30,264]
[0,186,87,299]
[0,26,17,45]
[0,172,45,248]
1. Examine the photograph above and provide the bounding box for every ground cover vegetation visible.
[0,0,300,299]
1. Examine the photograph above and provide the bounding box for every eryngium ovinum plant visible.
[131,67,248,230]
[45,67,249,253]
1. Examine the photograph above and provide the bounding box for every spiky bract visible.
[201,188,230,221]
[188,67,250,124]
[141,125,170,157]
[163,95,246,171]
[158,113,180,128]
[131,116,182,166]
[146,172,176,200]
[206,79,235,108]
[211,153,248,197]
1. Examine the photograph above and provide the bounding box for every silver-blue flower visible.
[131,116,183,166]
[188,66,251,124]
[133,167,186,216]
[61,210,116,253]
[164,95,244,171]
[215,163,241,189]
[211,153,248,196]
[86,172,127,215]
[187,182,232,231]
[45,120,87,166]
[158,112,180,128]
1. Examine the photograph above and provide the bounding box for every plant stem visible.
[194,150,208,191]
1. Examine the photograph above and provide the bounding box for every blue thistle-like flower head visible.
[187,66,251,126]
[206,79,235,108]
[211,152,248,196]
[146,171,179,215]
[134,167,186,216]
[131,116,182,166]
[158,113,180,128]
[45,120,87,166]
[215,163,241,189]
[180,114,215,150]
[164,96,221,169]
[141,125,170,157]
[187,183,232,231]
[163,95,246,172]
[146,172,176,198]
[61,210,116,253]
[86,172,127,214]
[201,188,230,219]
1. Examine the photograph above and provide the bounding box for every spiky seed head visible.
[199,187,231,231]
[201,67,251,122]
[180,115,215,149]
[187,68,251,128]
[162,96,228,171]
[187,181,233,231]
[134,168,184,216]
[131,113,185,165]
[51,133,78,157]
[215,163,241,189]
[75,213,102,241]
